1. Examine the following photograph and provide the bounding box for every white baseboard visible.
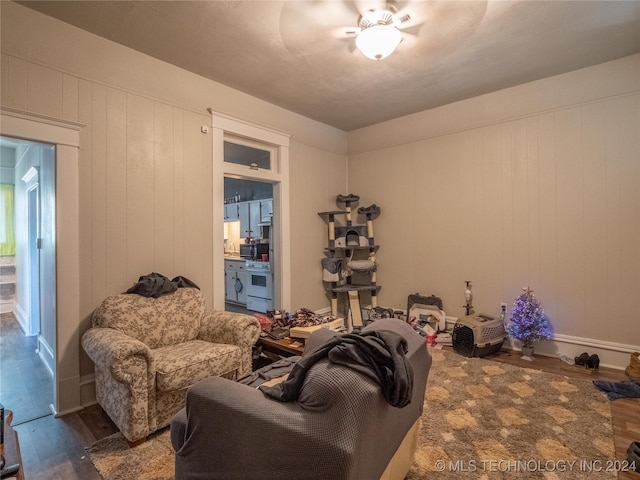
[37,336,55,377]
[13,302,29,333]
[503,334,637,371]
[53,403,85,418]
[331,307,638,371]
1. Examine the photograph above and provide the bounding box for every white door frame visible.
[209,109,291,312]
[1,107,82,416]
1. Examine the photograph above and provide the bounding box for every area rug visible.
[88,348,615,480]
[408,348,615,479]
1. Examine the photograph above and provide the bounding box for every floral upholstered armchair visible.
[81,287,261,444]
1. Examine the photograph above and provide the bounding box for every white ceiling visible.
[19,1,640,131]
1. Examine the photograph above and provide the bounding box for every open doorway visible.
[223,177,274,314]
[0,136,55,425]
[210,109,291,314]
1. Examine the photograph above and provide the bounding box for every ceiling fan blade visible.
[336,26,361,38]
[393,2,429,30]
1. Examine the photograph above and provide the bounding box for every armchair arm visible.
[197,310,260,348]
[81,327,155,383]
[82,327,158,443]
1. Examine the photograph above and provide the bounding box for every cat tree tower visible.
[318,194,381,331]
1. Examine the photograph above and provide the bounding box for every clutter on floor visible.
[574,351,600,370]
[593,378,640,400]
[255,308,344,340]
[626,351,640,379]
[406,293,450,346]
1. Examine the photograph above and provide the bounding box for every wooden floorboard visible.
[0,312,54,425]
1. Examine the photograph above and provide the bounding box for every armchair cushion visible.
[91,288,206,348]
[154,340,241,392]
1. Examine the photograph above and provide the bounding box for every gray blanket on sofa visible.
[259,329,413,407]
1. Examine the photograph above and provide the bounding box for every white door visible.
[27,185,40,336]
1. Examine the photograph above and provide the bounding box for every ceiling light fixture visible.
[355,9,402,61]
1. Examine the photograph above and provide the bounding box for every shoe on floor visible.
[575,352,589,366]
[587,354,600,370]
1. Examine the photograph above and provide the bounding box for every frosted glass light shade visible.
[356,24,402,60]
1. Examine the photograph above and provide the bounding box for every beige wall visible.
[1,2,347,380]
[289,141,347,309]
[348,54,640,364]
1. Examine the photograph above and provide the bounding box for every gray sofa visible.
[170,318,431,480]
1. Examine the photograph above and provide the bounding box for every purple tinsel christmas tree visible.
[506,287,552,348]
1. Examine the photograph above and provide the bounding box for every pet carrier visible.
[452,313,506,358]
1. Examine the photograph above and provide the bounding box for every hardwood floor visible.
[3,322,638,479]
[0,313,54,425]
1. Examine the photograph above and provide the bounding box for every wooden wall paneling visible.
[581,101,608,341]
[407,140,434,296]
[507,120,529,295]
[450,130,482,316]
[525,117,541,300]
[90,83,107,307]
[289,142,347,310]
[199,112,214,304]
[604,98,624,341]
[372,144,413,306]
[476,125,504,309]
[105,88,127,295]
[182,111,211,302]
[153,101,175,277]
[615,94,640,346]
[125,93,155,283]
[5,55,27,110]
[62,74,79,123]
[554,108,586,334]
[77,80,94,322]
[498,122,516,307]
[437,132,465,308]
[26,63,63,119]
[425,137,451,294]
[172,108,185,277]
[535,113,559,325]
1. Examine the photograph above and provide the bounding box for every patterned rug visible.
[408,348,615,479]
[88,348,615,479]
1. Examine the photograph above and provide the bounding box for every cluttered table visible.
[257,336,305,359]
[254,309,345,361]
